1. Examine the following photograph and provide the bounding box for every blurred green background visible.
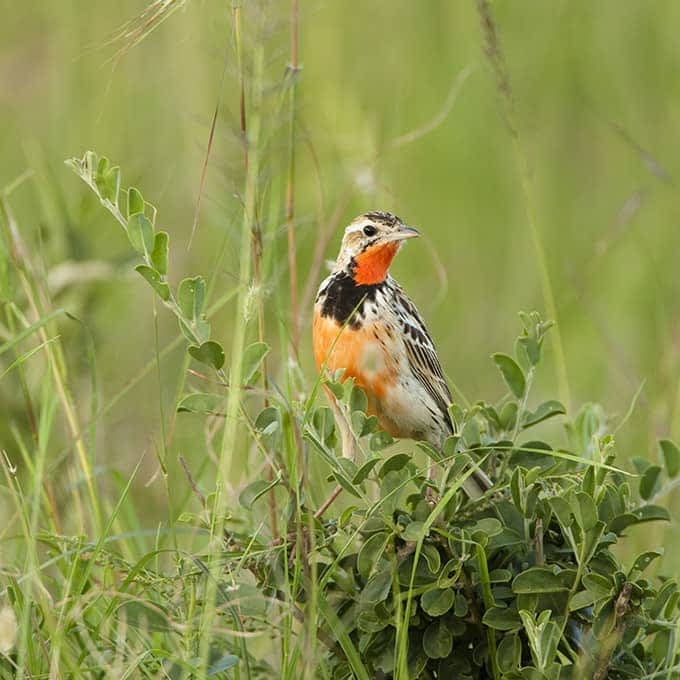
[1,1,678,569]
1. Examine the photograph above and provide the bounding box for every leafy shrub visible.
[42,152,678,680]
[245,312,678,679]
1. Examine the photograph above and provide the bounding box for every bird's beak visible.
[382,225,420,243]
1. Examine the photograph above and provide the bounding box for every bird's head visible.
[335,211,420,285]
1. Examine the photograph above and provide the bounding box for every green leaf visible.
[421,588,455,616]
[150,231,169,275]
[127,213,155,256]
[421,543,441,574]
[460,417,481,447]
[650,580,678,619]
[580,521,606,566]
[401,521,427,542]
[178,276,206,321]
[255,406,280,436]
[522,400,566,428]
[338,505,357,529]
[582,573,613,599]
[331,469,362,499]
[418,441,443,464]
[573,492,598,531]
[104,166,121,203]
[422,619,453,659]
[207,655,239,676]
[96,154,109,176]
[639,464,661,500]
[351,410,373,437]
[500,401,518,430]
[360,571,392,605]
[519,610,560,672]
[379,453,411,478]
[94,156,109,196]
[492,352,526,398]
[483,605,522,631]
[473,518,503,538]
[312,407,335,445]
[353,457,381,484]
[239,478,279,508]
[188,341,225,370]
[592,600,616,640]
[84,150,97,174]
[609,505,670,533]
[128,186,145,216]
[177,393,222,414]
[488,568,512,583]
[326,378,344,399]
[357,532,389,577]
[569,590,596,611]
[497,634,521,673]
[628,550,663,576]
[350,385,368,413]
[512,567,570,595]
[454,592,468,617]
[659,439,680,477]
[135,265,170,301]
[356,610,388,634]
[242,341,270,385]
[370,430,394,451]
[510,468,525,514]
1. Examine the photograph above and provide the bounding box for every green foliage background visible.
[1,1,680,669]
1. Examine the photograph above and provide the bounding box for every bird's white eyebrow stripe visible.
[346,221,371,233]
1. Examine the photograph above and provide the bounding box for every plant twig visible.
[285,0,300,352]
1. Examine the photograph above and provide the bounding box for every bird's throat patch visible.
[353,242,399,285]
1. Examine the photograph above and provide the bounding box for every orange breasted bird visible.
[313,211,491,499]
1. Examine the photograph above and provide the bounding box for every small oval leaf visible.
[188,341,225,370]
[128,213,155,256]
[512,567,570,595]
[239,478,279,508]
[482,605,522,631]
[135,265,170,301]
[659,439,680,478]
[422,619,453,659]
[421,588,455,616]
[177,393,222,414]
[178,276,206,321]
[639,465,662,500]
[522,400,566,428]
[492,353,526,399]
[128,187,145,216]
[357,532,389,577]
[151,231,169,275]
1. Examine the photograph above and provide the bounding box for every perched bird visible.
[313,211,491,499]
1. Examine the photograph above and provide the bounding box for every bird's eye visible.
[363,225,377,237]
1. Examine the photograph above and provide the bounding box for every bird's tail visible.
[461,466,493,500]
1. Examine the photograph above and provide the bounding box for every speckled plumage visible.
[313,211,491,499]
[315,273,453,447]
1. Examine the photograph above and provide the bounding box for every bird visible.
[313,210,491,500]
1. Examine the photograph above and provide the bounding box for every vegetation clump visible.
[6,154,671,679]
[257,312,680,679]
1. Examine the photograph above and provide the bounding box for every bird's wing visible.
[389,280,453,428]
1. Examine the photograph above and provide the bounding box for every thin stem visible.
[313,484,343,520]
[197,7,263,678]
[285,0,300,352]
